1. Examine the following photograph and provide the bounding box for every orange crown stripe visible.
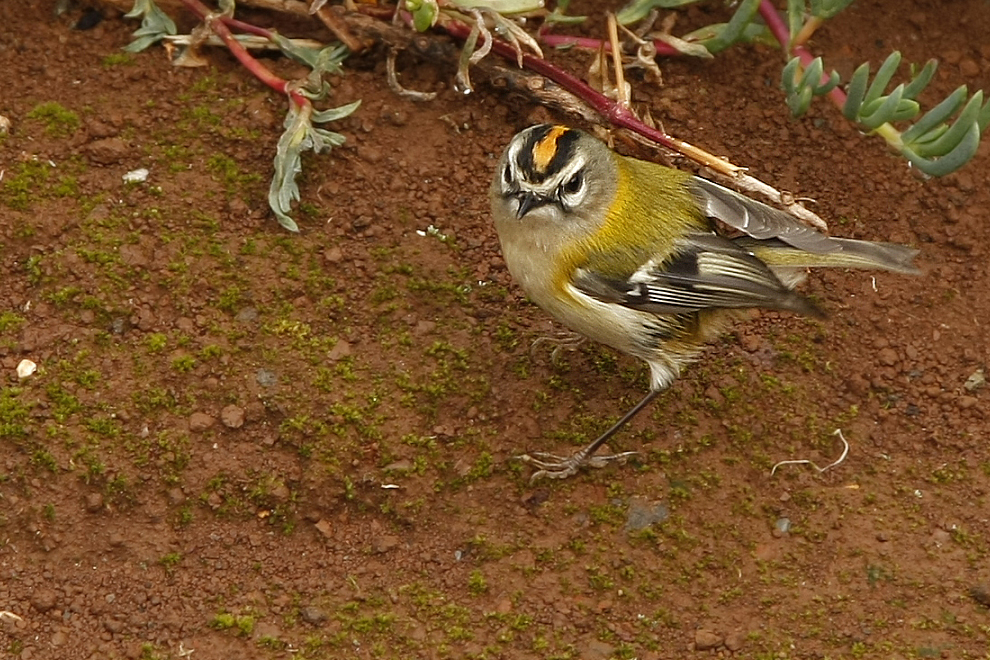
[532,125,570,173]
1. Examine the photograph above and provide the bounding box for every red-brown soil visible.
[1,1,989,659]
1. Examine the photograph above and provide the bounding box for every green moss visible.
[189,73,220,93]
[101,53,135,68]
[494,321,519,351]
[171,355,197,372]
[32,448,58,473]
[52,175,78,198]
[189,105,222,127]
[2,159,52,210]
[0,388,30,438]
[210,611,256,636]
[467,569,489,595]
[86,415,121,438]
[0,312,25,334]
[133,387,178,413]
[146,333,168,353]
[205,153,261,194]
[74,368,101,389]
[464,451,493,482]
[199,344,223,360]
[158,552,182,572]
[46,286,82,307]
[24,254,43,285]
[215,285,243,312]
[26,101,80,138]
[175,505,194,527]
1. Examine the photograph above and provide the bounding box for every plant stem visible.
[223,15,279,39]
[538,31,682,58]
[179,0,309,108]
[758,1,902,146]
[791,15,824,47]
[759,1,844,109]
[441,18,737,175]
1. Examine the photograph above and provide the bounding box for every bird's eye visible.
[562,171,583,195]
[503,163,513,185]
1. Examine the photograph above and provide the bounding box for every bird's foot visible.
[530,330,586,365]
[517,448,637,482]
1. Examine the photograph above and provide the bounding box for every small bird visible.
[491,124,919,480]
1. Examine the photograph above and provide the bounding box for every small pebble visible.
[963,369,985,392]
[221,405,245,429]
[300,606,328,625]
[694,628,722,650]
[30,589,58,613]
[624,497,669,532]
[256,369,278,387]
[724,630,745,652]
[235,307,259,323]
[773,517,791,537]
[85,492,105,513]
[188,412,215,432]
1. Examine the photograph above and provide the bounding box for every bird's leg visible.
[529,328,586,365]
[518,389,662,481]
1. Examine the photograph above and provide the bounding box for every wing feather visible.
[690,177,839,254]
[574,233,823,318]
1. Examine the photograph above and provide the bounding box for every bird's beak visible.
[515,191,544,219]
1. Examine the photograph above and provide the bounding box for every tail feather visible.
[736,237,920,274]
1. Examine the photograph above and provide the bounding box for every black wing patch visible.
[574,234,823,318]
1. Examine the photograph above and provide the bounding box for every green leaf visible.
[787,85,814,116]
[781,56,802,93]
[269,100,360,232]
[786,0,804,46]
[858,84,907,130]
[683,20,772,51]
[781,57,839,117]
[273,35,348,74]
[407,0,439,32]
[616,0,698,25]
[902,122,980,176]
[976,94,990,132]
[911,124,949,147]
[901,59,937,100]
[910,90,982,158]
[312,100,362,125]
[842,61,871,120]
[861,51,901,108]
[123,0,177,53]
[544,0,586,24]
[450,0,546,13]
[700,0,761,53]
[900,86,967,144]
[809,0,854,19]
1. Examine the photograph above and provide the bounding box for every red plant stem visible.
[223,15,277,39]
[179,0,309,107]
[441,19,683,154]
[758,0,848,108]
[538,30,681,58]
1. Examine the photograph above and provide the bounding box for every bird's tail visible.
[736,237,920,274]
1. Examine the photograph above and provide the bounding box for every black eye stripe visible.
[515,125,552,177]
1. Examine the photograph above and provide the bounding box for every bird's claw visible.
[516,450,638,482]
[529,331,586,364]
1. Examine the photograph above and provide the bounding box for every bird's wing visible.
[690,177,838,254]
[574,233,822,317]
